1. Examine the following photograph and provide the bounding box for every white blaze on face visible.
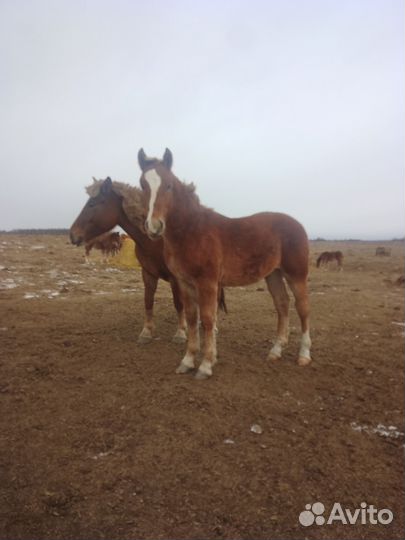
[144,169,162,233]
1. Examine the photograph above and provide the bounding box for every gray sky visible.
[0,0,403,239]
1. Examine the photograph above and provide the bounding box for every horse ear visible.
[101,177,112,195]
[92,176,98,183]
[163,148,173,170]
[138,148,147,171]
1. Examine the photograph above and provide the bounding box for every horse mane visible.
[86,178,144,226]
[177,179,201,207]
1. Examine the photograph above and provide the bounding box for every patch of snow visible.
[0,279,18,290]
[224,438,235,445]
[24,292,40,299]
[91,451,111,460]
[250,424,263,434]
[350,421,404,440]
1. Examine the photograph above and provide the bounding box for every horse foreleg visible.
[176,282,199,374]
[195,282,218,380]
[169,278,187,343]
[266,270,290,361]
[285,276,312,366]
[138,269,158,344]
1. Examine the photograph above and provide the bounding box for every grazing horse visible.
[84,231,123,263]
[316,251,343,269]
[138,148,312,379]
[70,178,188,344]
[375,247,391,256]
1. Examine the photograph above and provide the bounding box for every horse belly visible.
[222,252,279,286]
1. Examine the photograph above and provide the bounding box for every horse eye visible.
[166,183,172,191]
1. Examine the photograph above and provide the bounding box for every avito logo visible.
[299,502,393,527]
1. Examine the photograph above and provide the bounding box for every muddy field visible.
[0,234,404,540]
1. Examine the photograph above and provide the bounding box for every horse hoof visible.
[137,335,152,344]
[298,356,312,366]
[267,353,282,361]
[172,334,187,344]
[194,370,211,380]
[175,364,194,374]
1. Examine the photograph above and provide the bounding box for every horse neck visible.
[165,181,203,240]
[116,204,149,249]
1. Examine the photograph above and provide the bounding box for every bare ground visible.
[0,235,404,540]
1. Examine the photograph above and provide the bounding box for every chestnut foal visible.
[138,149,312,379]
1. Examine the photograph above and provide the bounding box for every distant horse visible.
[316,251,343,269]
[375,247,391,256]
[84,231,123,263]
[138,148,312,379]
[70,178,226,344]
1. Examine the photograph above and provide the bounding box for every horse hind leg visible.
[138,269,158,344]
[265,270,290,361]
[169,278,187,343]
[285,275,312,366]
[195,282,218,380]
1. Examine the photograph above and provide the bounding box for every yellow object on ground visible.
[110,237,140,268]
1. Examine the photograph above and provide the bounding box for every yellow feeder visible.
[110,237,140,269]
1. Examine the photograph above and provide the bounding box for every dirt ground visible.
[0,234,404,540]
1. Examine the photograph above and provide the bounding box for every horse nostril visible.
[70,232,83,246]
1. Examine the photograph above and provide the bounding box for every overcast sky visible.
[0,0,403,239]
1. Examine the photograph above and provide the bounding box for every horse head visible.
[70,177,122,246]
[138,148,176,239]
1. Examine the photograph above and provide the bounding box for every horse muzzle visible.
[145,218,165,239]
[70,230,83,246]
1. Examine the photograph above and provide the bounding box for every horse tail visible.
[316,255,322,268]
[218,286,228,314]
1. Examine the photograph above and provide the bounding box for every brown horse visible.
[84,231,123,263]
[375,247,391,256]
[316,251,343,269]
[138,148,312,379]
[70,177,188,344]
